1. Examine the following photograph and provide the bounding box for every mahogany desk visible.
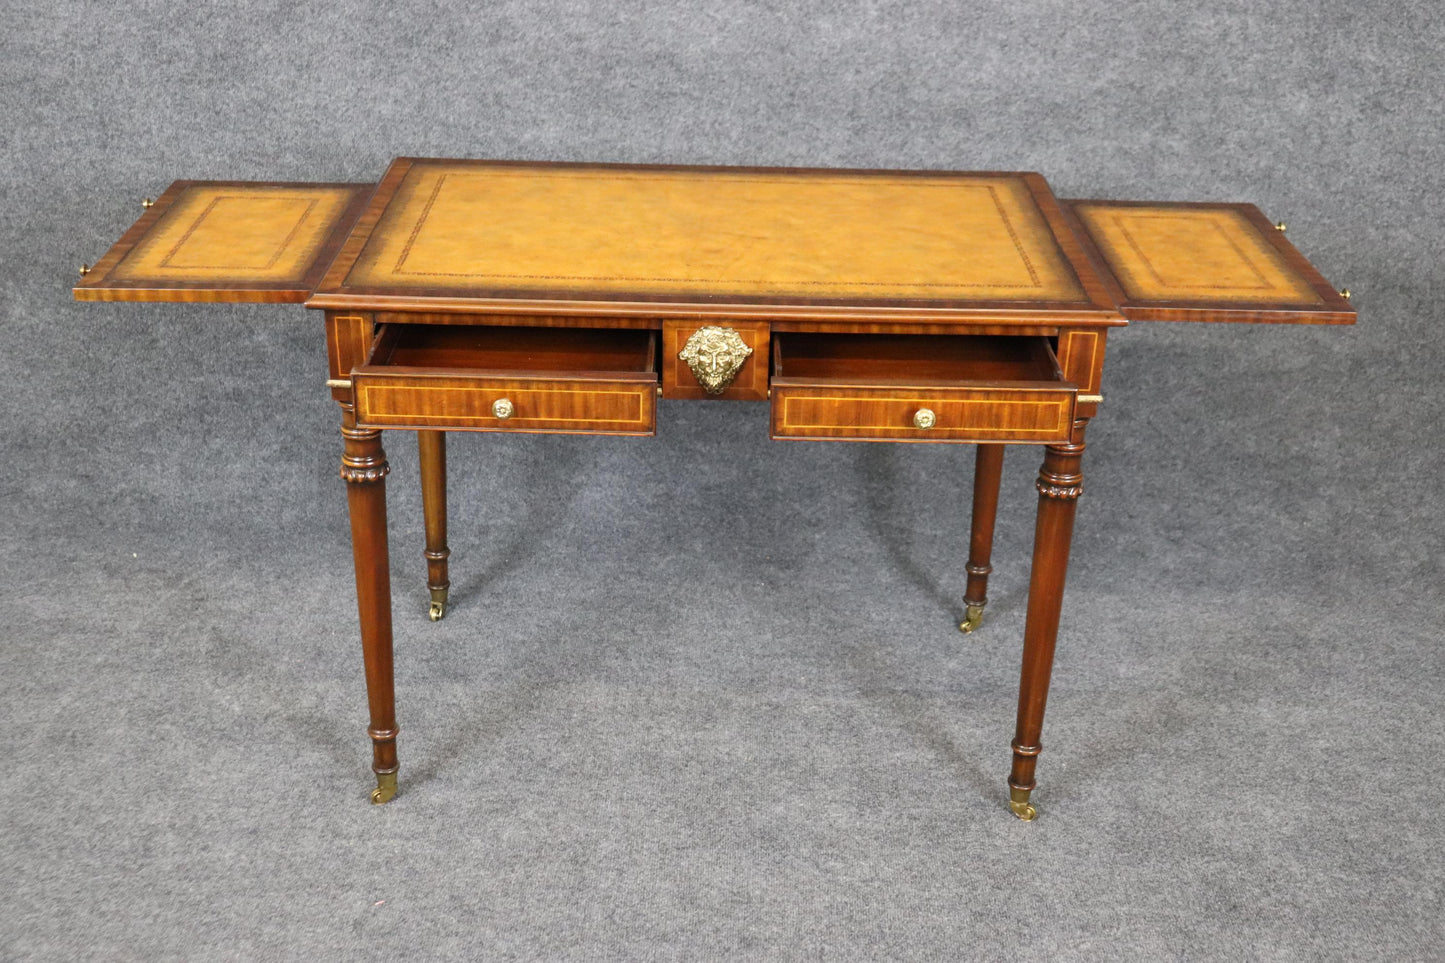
[74,158,1355,819]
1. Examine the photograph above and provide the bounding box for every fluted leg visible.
[418,430,450,621]
[1007,421,1087,820]
[340,408,399,804]
[960,444,1005,633]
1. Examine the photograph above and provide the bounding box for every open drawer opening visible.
[352,324,659,435]
[366,324,658,379]
[772,333,1064,386]
[769,334,1076,443]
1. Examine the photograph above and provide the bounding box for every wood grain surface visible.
[770,333,1075,442]
[661,320,771,400]
[352,323,658,435]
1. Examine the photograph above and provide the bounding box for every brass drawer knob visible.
[913,407,936,430]
[492,398,514,420]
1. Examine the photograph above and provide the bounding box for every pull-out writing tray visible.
[1063,200,1354,324]
[74,181,371,303]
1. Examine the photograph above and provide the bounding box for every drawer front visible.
[771,385,1075,443]
[355,373,656,435]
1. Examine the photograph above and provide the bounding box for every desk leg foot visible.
[1008,785,1037,821]
[1006,422,1086,822]
[962,444,1004,635]
[958,603,986,634]
[371,769,398,805]
[419,431,451,623]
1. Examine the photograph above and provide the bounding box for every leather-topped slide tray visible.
[308,158,1124,324]
[74,181,372,303]
[1063,199,1355,324]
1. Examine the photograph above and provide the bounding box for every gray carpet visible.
[3,1,1442,959]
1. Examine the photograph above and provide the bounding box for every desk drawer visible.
[770,334,1076,443]
[353,324,659,435]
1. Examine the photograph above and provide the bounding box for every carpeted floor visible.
[3,1,1441,959]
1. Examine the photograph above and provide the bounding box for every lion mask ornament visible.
[678,325,753,395]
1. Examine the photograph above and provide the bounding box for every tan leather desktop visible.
[76,158,1355,819]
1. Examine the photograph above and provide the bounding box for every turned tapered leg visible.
[1007,422,1087,820]
[418,430,451,621]
[340,409,399,804]
[960,444,1005,633]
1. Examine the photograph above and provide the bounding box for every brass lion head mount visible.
[678,325,754,395]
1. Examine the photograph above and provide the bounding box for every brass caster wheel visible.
[1008,786,1037,821]
[958,603,985,634]
[370,771,398,805]
[428,587,448,622]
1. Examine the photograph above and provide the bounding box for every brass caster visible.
[1008,786,1037,821]
[370,771,398,805]
[958,603,985,634]
[428,587,448,622]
